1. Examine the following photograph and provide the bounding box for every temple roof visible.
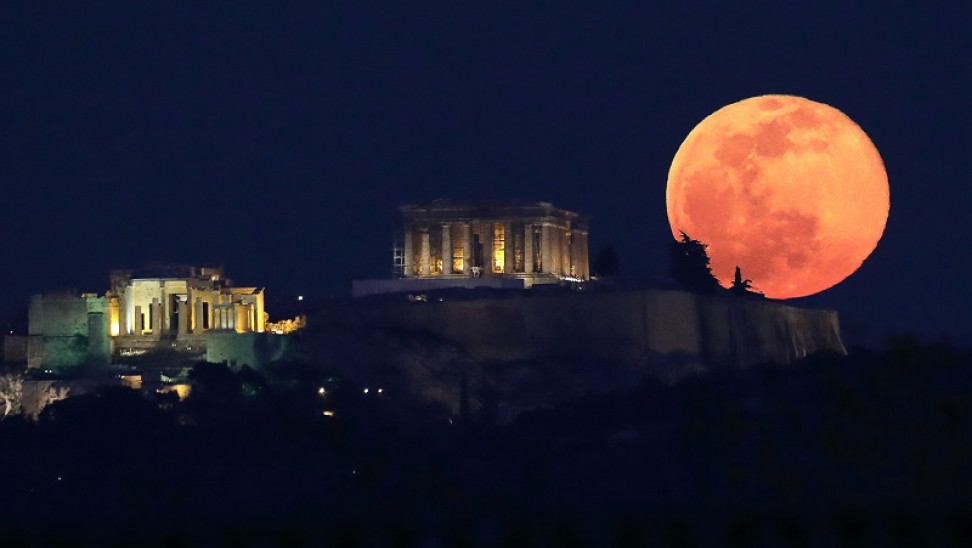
[398,200,589,227]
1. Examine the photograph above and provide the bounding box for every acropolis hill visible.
[344,200,843,368]
[317,200,846,418]
[3,200,846,419]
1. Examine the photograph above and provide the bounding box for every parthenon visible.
[394,200,590,285]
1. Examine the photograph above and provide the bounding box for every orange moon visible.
[666,95,889,299]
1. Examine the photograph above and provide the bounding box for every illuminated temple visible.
[24,265,272,370]
[107,265,265,339]
[354,200,590,296]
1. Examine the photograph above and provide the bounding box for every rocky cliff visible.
[319,289,844,367]
[309,288,845,421]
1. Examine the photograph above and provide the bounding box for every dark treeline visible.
[669,231,764,297]
[0,337,970,545]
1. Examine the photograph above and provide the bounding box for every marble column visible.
[550,228,560,276]
[504,222,514,274]
[134,305,143,335]
[580,231,590,279]
[562,230,571,276]
[194,298,204,333]
[237,304,250,332]
[482,222,494,276]
[420,230,431,276]
[541,224,553,274]
[119,294,128,335]
[178,300,188,334]
[462,223,472,275]
[572,232,582,279]
[151,298,162,335]
[523,223,534,274]
[402,228,413,278]
[441,223,453,274]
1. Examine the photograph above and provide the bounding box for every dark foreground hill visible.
[0,337,969,546]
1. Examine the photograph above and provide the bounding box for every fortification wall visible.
[3,335,27,363]
[321,289,844,368]
[28,294,88,337]
[206,332,296,369]
[27,294,111,370]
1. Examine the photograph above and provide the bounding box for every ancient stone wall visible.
[321,289,844,369]
[28,294,88,337]
[27,294,111,370]
[206,332,297,369]
[28,294,89,370]
[3,335,27,363]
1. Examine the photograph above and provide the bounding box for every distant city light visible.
[318,387,326,395]
[363,388,369,394]
[377,388,383,394]
[298,295,304,301]
[322,410,335,417]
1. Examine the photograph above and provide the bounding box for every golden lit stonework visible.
[106,265,265,339]
[24,265,284,371]
[354,201,589,297]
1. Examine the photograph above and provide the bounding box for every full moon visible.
[666,95,889,299]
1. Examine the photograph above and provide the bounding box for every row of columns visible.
[214,302,256,332]
[404,222,475,277]
[401,221,589,279]
[131,298,164,336]
[125,295,256,336]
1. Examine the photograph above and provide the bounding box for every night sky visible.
[2,3,969,345]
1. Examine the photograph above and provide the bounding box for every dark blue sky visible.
[2,3,969,345]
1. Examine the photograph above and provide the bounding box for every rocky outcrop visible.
[318,289,844,368]
[307,289,845,421]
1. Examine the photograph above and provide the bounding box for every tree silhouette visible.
[669,231,721,293]
[187,361,242,404]
[729,266,764,297]
[591,245,620,277]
